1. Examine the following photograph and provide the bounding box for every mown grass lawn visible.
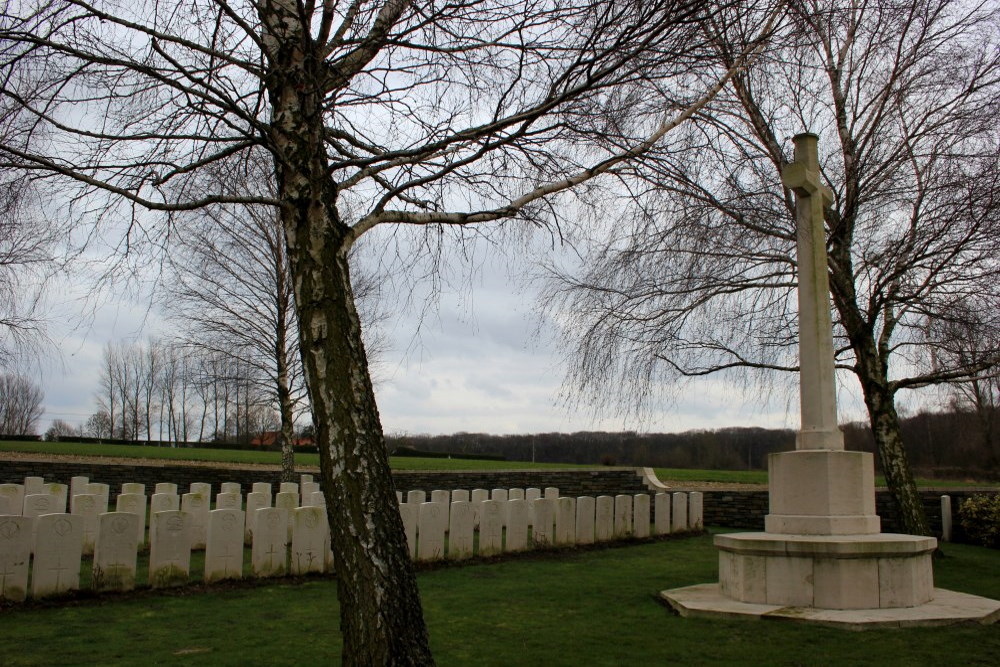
[1,532,998,666]
[2,440,996,487]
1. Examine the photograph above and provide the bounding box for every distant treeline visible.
[387,428,797,470]
[388,408,1000,479]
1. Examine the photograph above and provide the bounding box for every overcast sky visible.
[32,227,898,439]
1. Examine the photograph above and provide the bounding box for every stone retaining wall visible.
[701,488,997,538]
[0,461,657,502]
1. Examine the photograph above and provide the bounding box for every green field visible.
[1,532,998,665]
[2,440,995,487]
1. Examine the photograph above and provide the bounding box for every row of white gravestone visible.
[0,505,333,603]
[0,474,320,516]
[396,491,704,562]
[0,475,323,548]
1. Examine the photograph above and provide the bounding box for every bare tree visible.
[45,418,80,440]
[0,65,57,365]
[927,297,1000,468]
[0,0,780,660]
[84,409,112,439]
[163,156,307,478]
[0,372,44,434]
[545,0,1000,535]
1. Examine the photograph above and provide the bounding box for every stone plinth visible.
[766,450,880,535]
[716,532,936,609]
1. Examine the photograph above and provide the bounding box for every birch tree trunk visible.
[265,9,432,659]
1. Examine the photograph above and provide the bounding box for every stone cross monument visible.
[657,133,998,625]
[782,133,843,452]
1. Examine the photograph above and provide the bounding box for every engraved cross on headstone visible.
[781,133,844,451]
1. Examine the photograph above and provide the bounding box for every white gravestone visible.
[149,510,192,588]
[614,495,633,539]
[447,501,474,560]
[215,492,242,511]
[22,493,57,550]
[245,491,270,545]
[505,499,528,553]
[470,489,489,527]
[190,482,212,498]
[452,489,470,503]
[23,476,44,497]
[0,515,31,601]
[93,512,139,592]
[0,496,8,515]
[151,492,180,515]
[594,496,614,542]
[555,496,576,546]
[44,483,68,513]
[251,507,288,578]
[544,487,559,500]
[181,492,210,550]
[532,498,555,547]
[671,492,688,532]
[279,482,300,505]
[406,489,426,505]
[85,483,110,514]
[688,491,703,531]
[121,483,145,496]
[155,482,178,496]
[220,482,241,496]
[0,484,25,516]
[576,496,596,545]
[32,514,83,598]
[398,502,418,559]
[116,492,148,545]
[508,488,525,502]
[292,506,328,575]
[633,494,651,539]
[491,489,509,526]
[525,488,542,526]
[478,500,504,557]
[306,491,325,507]
[654,493,671,535]
[301,482,321,498]
[204,508,245,583]
[275,491,299,542]
[429,491,450,535]
[300,474,313,486]
[69,476,89,512]
[252,482,273,506]
[396,491,403,503]
[417,502,446,562]
[71,493,101,555]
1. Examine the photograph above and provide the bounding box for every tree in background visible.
[164,158,302,478]
[0,372,43,434]
[44,418,80,440]
[0,1,781,660]
[545,0,1000,536]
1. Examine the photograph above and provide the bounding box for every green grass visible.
[4,440,997,486]
[1,533,998,665]
[0,440,589,472]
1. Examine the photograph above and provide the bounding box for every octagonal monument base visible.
[660,532,1000,629]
